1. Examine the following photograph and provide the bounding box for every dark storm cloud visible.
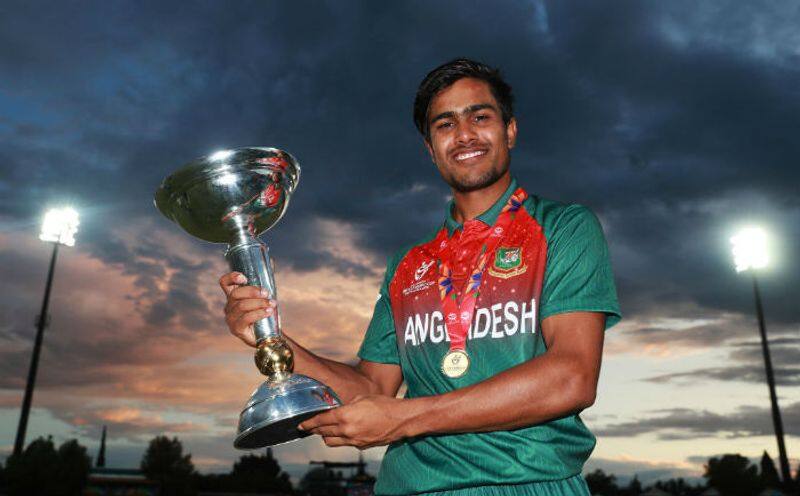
[537,1,800,206]
[594,401,800,440]
[542,1,800,324]
[644,337,800,386]
[645,365,800,387]
[622,322,736,349]
[0,0,463,279]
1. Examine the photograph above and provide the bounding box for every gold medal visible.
[441,350,470,378]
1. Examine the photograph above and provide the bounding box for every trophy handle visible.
[225,238,281,342]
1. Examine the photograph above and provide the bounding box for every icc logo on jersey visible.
[415,259,435,281]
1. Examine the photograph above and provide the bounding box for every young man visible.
[220,59,621,496]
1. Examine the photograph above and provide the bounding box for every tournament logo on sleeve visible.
[488,246,527,279]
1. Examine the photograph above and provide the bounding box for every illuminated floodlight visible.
[730,226,769,273]
[39,207,80,247]
[209,149,235,161]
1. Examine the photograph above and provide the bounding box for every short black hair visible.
[413,58,514,138]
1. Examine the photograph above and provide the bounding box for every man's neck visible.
[451,172,512,224]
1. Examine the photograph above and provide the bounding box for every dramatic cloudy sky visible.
[1,0,798,486]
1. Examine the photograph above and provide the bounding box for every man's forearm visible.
[396,313,605,438]
[282,335,381,403]
[398,350,596,438]
[299,314,605,449]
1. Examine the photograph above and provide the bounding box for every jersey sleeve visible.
[539,204,621,330]
[357,251,402,364]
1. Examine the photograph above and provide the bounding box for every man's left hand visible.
[299,395,410,449]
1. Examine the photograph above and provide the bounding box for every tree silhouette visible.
[759,451,781,489]
[140,435,194,496]
[228,449,293,493]
[622,475,642,496]
[193,449,293,494]
[704,454,760,496]
[300,466,346,496]
[652,477,705,496]
[5,436,59,495]
[795,461,800,487]
[53,439,91,495]
[3,436,90,496]
[585,469,619,496]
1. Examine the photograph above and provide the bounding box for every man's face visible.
[425,77,517,193]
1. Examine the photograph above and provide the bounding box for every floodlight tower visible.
[12,207,79,456]
[730,227,791,485]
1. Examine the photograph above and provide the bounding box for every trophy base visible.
[234,373,341,449]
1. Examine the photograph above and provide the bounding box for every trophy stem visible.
[225,233,281,343]
[226,232,297,383]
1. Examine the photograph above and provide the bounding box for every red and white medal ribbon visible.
[436,188,527,378]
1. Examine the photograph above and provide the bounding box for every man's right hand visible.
[220,273,404,405]
[219,271,277,348]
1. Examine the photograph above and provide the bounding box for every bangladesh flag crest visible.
[489,246,526,279]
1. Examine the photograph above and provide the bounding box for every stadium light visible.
[730,226,791,487]
[730,226,768,272]
[13,207,80,456]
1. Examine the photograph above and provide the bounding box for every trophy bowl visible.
[154,147,341,448]
[154,147,300,244]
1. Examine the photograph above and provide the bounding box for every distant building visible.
[641,489,671,496]
[83,425,160,496]
[300,453,375,496]
[84,467,159,496]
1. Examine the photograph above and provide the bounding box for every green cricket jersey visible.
[358,178,621,495]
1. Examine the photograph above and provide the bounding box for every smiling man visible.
[220,59,621,496]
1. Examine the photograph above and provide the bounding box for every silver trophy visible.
[154,147,341,448]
